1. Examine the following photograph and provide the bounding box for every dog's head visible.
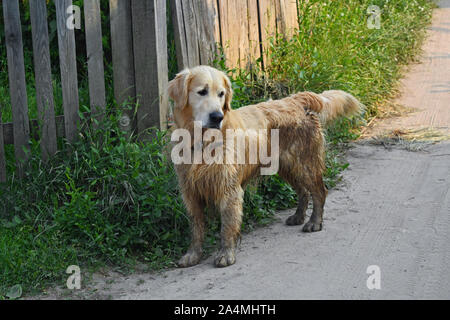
[168,66,233,129]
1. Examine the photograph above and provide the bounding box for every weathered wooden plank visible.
[258,0,277,69]
[217,0,229,64]
[55,0,80,143]
[191,0,219,65]
[131,0,169,136]
[84,0,106,124]
[218,0,241,69]
[170,0,189,69]
[274,0,284,35]
[109,0,136,134]
[247,0,262,68]
[238,0,250,69]
[217,0,226,63]
[3,0,30,175]
[29,0,57,161]
[275,0,298,37]
[286,0,299,34]
[172,0,201,68]
[0,106,6,183]
[182,0,201,67]
[209,0,221,46]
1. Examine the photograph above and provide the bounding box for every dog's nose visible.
[209,111,224,124]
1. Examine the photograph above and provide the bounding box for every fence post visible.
[171,0,200,68]
[191,0,218,65]
[110,0,136,135]
[55,0,80,143]
[275,0,299,38]
[248,0,262,69]
[29,0,58,161]
[3,0,30,176]
[217,0,252,69]
[258,0,277,70]
[131,0,169,137]
[170,0,189,69]
[171,0,220,69]
[84,0,107,125]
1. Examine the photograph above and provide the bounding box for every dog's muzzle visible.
[207,111,224,129]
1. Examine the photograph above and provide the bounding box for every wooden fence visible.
[171,0,299,70]
[0,0,300,182]
[0,0,168,180]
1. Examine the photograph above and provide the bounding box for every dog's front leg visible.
[178,195,205,268]
[215,187,244,268]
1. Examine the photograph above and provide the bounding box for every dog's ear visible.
[168,69,192,109]
[222,72,233,112]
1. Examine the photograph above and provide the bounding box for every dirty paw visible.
[178,250,202,268]
[302,221,322,233]
[214,248,236,268]
[286,214,305,226]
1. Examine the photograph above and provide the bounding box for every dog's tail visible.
[317,90,364,125]
[294,90,364,126]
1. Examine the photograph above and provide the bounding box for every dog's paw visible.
[178,251,202,268]
[302,221,322,233]
[214,248,236,268]
[286,214,305,226]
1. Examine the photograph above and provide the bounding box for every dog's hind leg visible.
[302,175,327,233]
[278,166,309,226]
[215,187,244,268]
[286,186,310,226]
[178,195,206,268]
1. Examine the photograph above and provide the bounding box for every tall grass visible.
[265,0,434,115]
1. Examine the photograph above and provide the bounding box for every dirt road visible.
[73,142,448,300]
[40,1,450,300]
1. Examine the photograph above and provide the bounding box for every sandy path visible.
[369,0,450,136]
[36,1,450,300]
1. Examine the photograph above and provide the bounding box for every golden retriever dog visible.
[168,65,362,268]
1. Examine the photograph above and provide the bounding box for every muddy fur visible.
[168,66,362,268]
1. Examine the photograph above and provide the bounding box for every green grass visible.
[265,0,434,115]
[0,0,435,298]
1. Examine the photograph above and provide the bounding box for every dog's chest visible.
[176,163,239,201]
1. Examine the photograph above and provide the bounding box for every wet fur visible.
[168,66,362,268]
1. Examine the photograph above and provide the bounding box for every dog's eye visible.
[218,91,225,98]
[197,89,208,96]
